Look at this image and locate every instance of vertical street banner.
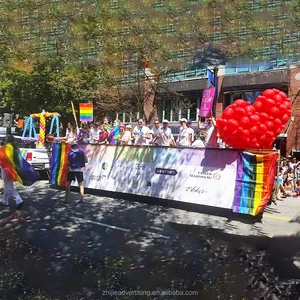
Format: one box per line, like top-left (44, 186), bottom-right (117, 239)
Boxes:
top-left (79, 103), bottom-right (93, 122)
top-left (50, 144), bottom-right (278, 216)
top-left (199, 88), bottom-right (215, 118)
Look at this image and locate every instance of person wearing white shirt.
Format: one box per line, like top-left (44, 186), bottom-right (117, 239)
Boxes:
top-left (133, 119), bottom-right (151, 146)
top-left (187, 120), bottom-right (195, 143)
top-left (177, 118), bottom-right (193, 147)
top-left (150, 119), bottom-right (161, 145)
top-left (152, 120), bottom-right (175, 147)
top-left (89, 123), bottom-right (100, 144)
top-left (120, 125), bottom-right (132, 145)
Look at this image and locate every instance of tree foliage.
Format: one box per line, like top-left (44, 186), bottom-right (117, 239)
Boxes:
top-left (0, 0), bottom-right (298, 121)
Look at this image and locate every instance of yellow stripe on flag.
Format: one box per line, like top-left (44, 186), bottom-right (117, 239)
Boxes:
top-left (57, 144), bottom-right (66, 184)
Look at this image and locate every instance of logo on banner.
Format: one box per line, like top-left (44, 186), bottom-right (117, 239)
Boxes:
top-left (185, 186), bottom-right (207, 195)
top-left (155, 168), bottom-right (178, 176)
top-left (147, 181), bottom-right (164, 188)
top-left (102, 162), bottom-right (109, 170)
top-left (90, 175), bottom-right (107, 181)
top-left (212, 173), bottom-right (221, 180)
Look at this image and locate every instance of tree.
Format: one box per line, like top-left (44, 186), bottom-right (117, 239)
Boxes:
top-left (0, 0), bottom-right (299, 122)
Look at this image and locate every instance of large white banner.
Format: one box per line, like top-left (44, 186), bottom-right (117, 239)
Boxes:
top-left (73, 145), bottom-right (238, 209)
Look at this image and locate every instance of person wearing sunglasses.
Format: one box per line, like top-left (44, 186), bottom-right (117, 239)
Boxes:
top-left (152, 119), bottom-right (175, 147)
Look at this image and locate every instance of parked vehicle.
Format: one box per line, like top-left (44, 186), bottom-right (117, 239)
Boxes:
top-left (0, 134), bottom-right (51, 171)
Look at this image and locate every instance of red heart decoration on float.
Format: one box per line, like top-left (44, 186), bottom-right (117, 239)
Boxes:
top-left (216, 89), bottom-right (292, 149)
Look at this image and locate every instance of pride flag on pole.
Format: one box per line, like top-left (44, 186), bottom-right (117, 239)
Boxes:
top-left (79, 103), bottom-right (93, 122)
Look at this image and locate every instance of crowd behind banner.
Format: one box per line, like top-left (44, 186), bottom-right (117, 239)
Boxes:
top-left (59, 116), bottom-right (225, 149)
top-left (274, 157), bottom-right (300, 200)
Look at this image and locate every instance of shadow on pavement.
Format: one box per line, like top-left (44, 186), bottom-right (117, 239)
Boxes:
top-left (0, 183), bottom-right (299, 299)
top-left (61, 185), bottom-right (263, 225)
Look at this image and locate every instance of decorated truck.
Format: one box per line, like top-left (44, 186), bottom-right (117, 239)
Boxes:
top-left (0, 111), bottom-right (62, 172)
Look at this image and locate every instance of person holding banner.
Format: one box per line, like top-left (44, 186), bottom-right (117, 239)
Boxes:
top-left (197, 116), bottom-right (218, 148)
top-left (205, 117), bottom-right (217, 148)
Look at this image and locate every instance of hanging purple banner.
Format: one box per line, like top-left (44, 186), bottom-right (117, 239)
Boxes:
top-left (199, 88), bottom-right (215, 118)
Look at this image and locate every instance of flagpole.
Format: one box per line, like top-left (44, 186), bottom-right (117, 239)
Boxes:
top-left (212, 66), bottom-right (219, 118)
top-left (71, 102), bottom-right (79, 131)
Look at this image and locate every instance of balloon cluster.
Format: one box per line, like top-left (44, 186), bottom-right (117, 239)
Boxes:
top-left (216, 89), bottom-right (292, 149)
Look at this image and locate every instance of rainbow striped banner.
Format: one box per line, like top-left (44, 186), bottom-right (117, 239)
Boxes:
top-left (50, 143), bottom-right (70, 186)
top-left (50, 144), bottom-right (277, 216)
top-left (232, 151), bottom-right (277, 216)
top-left (79, 103), bottom-right (93, 122)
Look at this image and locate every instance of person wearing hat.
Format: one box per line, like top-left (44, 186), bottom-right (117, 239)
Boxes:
top-left (132, 119), bottom-right (151, 146)
top-left (152, 120), bottom-right (175, 147)
top-left (120, 124), bottom-right (132, 145)
top-left (65, 141), bottom-right (88, 203)
top-left (177, 118), bottom-right (193, 147)
top-left (149, 118), bottom-right (161, 145)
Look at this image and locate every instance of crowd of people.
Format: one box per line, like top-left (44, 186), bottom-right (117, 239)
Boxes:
top-left (60, 116), bottom-right (220, 148)
top-left (275, 157), bottom-right (300, 200)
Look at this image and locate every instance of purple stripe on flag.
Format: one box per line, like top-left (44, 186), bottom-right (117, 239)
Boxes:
top-left (232, 153), bottom-right (244, 212)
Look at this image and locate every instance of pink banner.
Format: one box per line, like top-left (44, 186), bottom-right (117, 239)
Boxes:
top-left (199, 88), bottom-right (215, 118)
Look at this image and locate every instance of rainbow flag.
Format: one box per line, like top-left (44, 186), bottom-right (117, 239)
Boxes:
top-left (50, 143), bottom-right (70, 186)
top-left (232, 151), bottom-right (278, 216)
top-left (79, 103), bottom-right (93, 122)
top-left (109, 125), bottom-right (120, 145)
top-left (0, 143), bottom-right (40, 186)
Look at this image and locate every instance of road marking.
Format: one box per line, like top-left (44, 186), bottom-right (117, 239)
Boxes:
top-left (73, 217), bottom-right (130, 232)
top-left (150, 226), bottom-right (164, 231)
top-left (73, 217), bottom-right (171, 239)
top-left (269, 233), bottom-right (293, 238)
top-left (144, 231), bottom-right (170, 239)
top-left (264, 214), bottom-right (291, 221)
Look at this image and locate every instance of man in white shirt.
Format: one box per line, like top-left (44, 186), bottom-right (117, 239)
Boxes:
top-left (89, 123), bottom-right (100, 144)
top-left (152, 120), bottom-right (175, 146)
top-left (133, 119), bottom-right (151, 146)
top-left (187, 120), bottom-right (195, 143)
top-left (177, 118), bottom-right (193, 147)
top-left (150, 119), bottom-right (161, 145)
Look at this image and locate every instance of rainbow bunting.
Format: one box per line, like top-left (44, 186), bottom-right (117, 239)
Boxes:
top-left (232, 151), bottom-right (278, 216)
top-left (79, 103), bottom-right (93, 122)
top-left (50, 143), bottom-right (70, 186)
top-left (0, 143), bottom-right (40, 186)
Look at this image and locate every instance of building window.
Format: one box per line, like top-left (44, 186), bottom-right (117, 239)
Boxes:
top-left (224, 90), bottom-right (264, 108)
top-left (157, 94), bottom-right (200, 122)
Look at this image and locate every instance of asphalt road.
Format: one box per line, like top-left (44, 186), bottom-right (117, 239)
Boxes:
top-left (1, 181), bottom-right (300, 299)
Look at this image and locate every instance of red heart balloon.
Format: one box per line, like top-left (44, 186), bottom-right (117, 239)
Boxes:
top-left (216, 89), bottom-right (291, 149)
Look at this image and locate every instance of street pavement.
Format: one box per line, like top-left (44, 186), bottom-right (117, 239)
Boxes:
top-left (1, 181), bottom-right (300, 299)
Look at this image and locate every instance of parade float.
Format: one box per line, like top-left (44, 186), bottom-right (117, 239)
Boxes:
top-left (49, 89), bottom-right (291, 217)
top-left (22, 110), bottom-right (61, 147)
top-left (20, 110), bottom-right (61, 171)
